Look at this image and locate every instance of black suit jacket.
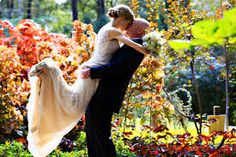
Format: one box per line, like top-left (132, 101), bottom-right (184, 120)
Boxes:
top-left (88, 38), bottom-right (144, 113)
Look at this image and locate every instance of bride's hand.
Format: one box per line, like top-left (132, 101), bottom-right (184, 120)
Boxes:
top-left (79, 67), bottom-right (90, 79)
top-left (79, 65), bottom-right (88, 70)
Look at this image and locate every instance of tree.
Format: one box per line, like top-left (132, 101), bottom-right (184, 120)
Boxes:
top-left (169, 8), bottom-right (236, 131)
top-left (93, 0), bottom-right (108, 32)
top-left (96, 0), bottom-right (105, 19)
top-left (6, 0), bottom-right (14, 19)
top-left (71, 0), bottom-right (78, 21)
top-left (26, 0), bottom-right (32, 19)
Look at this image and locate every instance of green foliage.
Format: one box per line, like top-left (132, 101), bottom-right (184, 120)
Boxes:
top-left (115, 140), bottom-right (136, 157)
top-left (113, 131), bottom-right (136, 157)
top-left (92, 15), bottom-right (109, 33)
top-left (74, 131), bottom-right (87, 152)
top-left (0, 141), bottom-right (32, 157)
top-left (169, 8), bottom-right (236, 49)
top-left (50, 150), bottom-right (86, 157)
top-left (168, 7), bottom-right (236, 126)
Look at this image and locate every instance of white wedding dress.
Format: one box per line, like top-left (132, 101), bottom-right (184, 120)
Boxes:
top-left (26, 22), bottom-right (120, 157)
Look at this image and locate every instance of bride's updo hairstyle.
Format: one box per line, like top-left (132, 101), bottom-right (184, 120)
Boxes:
top-left (107, 4), bottom-right (135, 22)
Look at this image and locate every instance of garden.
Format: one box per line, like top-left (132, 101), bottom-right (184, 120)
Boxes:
top-left (0, 0), bottom-right (236, 156)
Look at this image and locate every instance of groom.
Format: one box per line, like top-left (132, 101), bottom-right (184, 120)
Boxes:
top-left (81, 18), bottom-right (150, 157)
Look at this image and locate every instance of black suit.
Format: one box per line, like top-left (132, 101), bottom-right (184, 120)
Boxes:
top-left (85, 38), bottom-right (144, 157)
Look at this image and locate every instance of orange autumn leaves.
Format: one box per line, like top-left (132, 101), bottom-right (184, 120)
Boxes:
top-left (0, 46), bottom-right (28, 134)
top-left (0, 18), bottom-right (169, 133)
top-left (0, 19), bottom-right (96, 133)
top-left (131, 56), bottom-right (173, 114)
top-left (0, 19), bottom-right (96, 67)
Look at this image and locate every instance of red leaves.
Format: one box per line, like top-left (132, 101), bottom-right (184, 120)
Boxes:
top-left (197, 134), bottom-right (211, 143)
top-left (209, 65), bottom-right (215, 70)
top-left (223, 128), bottom-right (236, 139)
top-left (123, 131), bottom-right (133, 136)
top-left (0, 19), bottom-right (97, 135)
top-left (0, 19), bottom-right (94, 67)
top-left (156, 84), bottom-right (162, 93)
top-left (153, 124), bottom-right (169, 133)
top-left (127, 129), bottom-right (236, 156)
top-left (16, 137), bottom-right (27, 144)
top-left (0, 20), bottom-right (14, 29)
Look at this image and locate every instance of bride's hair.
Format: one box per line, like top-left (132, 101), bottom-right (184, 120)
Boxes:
top-left (107, 4), bottom-right (134, 21)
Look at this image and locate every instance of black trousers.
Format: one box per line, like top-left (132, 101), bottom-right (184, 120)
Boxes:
top-left (85, 101), bottom-right (116, 157)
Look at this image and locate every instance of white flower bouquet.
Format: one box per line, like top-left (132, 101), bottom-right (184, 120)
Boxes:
top-left (142, 31), bottom-right (165, 54)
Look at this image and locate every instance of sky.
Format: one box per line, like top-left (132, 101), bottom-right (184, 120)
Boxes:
top-left (55, 0), bottom-right (67, 5)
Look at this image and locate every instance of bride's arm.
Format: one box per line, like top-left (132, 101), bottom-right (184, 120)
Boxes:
top-left (80, 39), bottom-right (144, 79)
top-left (109, 29), bottom-right (148, 56)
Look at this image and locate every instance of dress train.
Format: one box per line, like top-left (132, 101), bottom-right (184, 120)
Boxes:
top-left (27, 58), bottom-right (99, 157)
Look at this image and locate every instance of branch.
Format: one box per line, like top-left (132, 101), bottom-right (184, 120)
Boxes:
top-left (216, 137), bottom-right (226, 149)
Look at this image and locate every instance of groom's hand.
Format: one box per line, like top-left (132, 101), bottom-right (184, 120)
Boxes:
top-left (80, 67), bottom-right (90, 79)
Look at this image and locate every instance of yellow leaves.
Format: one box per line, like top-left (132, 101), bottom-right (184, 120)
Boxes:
top-left (181, 23), bottom-right (189, 28)
top-left (150, 21), bottom-right (158, 29)
top-left (70, 60), bottom-right (79, 67)
top-left (85, 24), bottom-right (94, 32)
top-left (146, 4), bottom-right (152, 8)
top-left (126, 112), bottom-right (134, 119)
top-left (162, 30), bottom-right (173, 40)
top-left (140, 117), bottom-right (146, 125)
top-left (75, 46), bottom-right (87, 55)
top-left (186, 56), bottom-right (192, 62)
top-left (0, 19), bottom-right (99, 134)
top-left (0, 45), bottom-right (8, 52)
top-left (219, 71), bottom-right (227, 78)
top-left (3, 114), bottom-right (9, 119)
top-left (10, 96), bottom-right (21, 106)
top-left (133, 103), bottom-right (141, 108)
top-left (4, 141), bottom-right (10, 146)
top-left (142, 91), bottom-right (153, 99)
top-left (182, 15), bottom-right (189, 21)
top-left (139, 67), bottom-right (147, 74)
top-left (129, 0), bottom-right (140, 17)
top-left (122, 129), bottom-right (141, 140)
top-left (153, 69), bottom-right (165, 80)
top-left (187, 80), bottom-right (192, 85)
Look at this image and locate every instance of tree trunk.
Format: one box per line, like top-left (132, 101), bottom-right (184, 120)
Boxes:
top-left (7, 0), bottom-right (14, 18)
top-left (71, 0), bottom-right (78, 21)
top-left (224, 43), bottom-right (229, 131)
top-left (35, 0), bottom-right (40, 18)
top-left (27, 0), bottom-right (32, 19)
top-left (0, 0), bottom-right (3, 17)
top-left (17, 0), bottom-right (24, 17)
top-left (190, 50), bottom-right (203, 134)
top-left (96, 0), bottom-right (105, 19)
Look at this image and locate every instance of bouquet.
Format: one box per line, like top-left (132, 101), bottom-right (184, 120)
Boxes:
top-left (142, 31), bottom-right (165, 55)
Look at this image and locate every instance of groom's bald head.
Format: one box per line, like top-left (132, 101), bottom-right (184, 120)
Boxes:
top-left (126, 18), bottom-right (150, 39)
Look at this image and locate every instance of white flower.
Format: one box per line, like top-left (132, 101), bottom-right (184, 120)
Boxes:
top-left (142, 31), bottom-right (165, 53)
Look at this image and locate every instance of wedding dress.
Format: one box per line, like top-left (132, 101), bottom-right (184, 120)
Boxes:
top-left (26, 22), bottom-right (120, 157)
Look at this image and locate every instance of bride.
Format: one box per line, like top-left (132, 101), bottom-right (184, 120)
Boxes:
top-left (27, 4), bottom-right (147, 157)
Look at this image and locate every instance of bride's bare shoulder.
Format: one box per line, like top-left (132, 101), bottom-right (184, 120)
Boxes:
top-left (108, 27), bottom-right (123, 39)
